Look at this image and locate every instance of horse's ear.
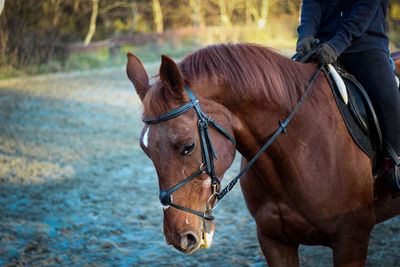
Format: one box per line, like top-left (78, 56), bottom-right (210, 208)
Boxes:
top-left (159, 55), bottom-right (185, 99)
top-left (126, 52), bottom-right (150, 101)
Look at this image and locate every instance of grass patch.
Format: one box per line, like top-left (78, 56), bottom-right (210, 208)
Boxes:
top-left (64, 36), bottom-right (204, 72)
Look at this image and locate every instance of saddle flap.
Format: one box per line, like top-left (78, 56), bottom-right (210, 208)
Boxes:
top-left (337, 67), bottom-right (382, 149)
top-left (327, 65), bottom-right (383, 171)
top-left (346, 80), bottom-right (369, 133)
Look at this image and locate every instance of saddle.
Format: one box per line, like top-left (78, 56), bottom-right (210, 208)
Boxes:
top-left (327, 65), bottom-right (384, 171)
top-left (328, 65), bottom-right (400, 173)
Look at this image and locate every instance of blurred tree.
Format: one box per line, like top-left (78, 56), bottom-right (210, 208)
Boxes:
top-left (190, 0), bottom-right (205, 27)
top-left (130, 1), bottom-right (138, 32)
top-left (0, 0), bottom-right (4, 15)
top-left (246, 0), bottom-right (269, 28)
top-left (287, 0), bottom-right (301, 17)
top-left (84, 0), bottom-right (99, 45)
top-left (216, 0), bottom-right (231, 26)
top-left (152, 0), bottom-right (163, 33)
top-left (210, 0), bottom-right (242, 26)
top-left (388, 0), bottom-right (400, 46)
top-left (391, 0), bottom-right (400, 18)
top-left (0, 0), bottom-right (74, 67)
top-left (0, 0), bottom-right (398, 72)
top-left (73, 0), bottom-right (81, 12)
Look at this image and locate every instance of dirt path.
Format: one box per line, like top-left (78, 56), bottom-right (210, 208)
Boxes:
top-left (0, 66), bottom-right (399, 266)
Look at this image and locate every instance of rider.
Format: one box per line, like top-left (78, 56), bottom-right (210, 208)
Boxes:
top-left (296, 0), bottom-right (400, 197)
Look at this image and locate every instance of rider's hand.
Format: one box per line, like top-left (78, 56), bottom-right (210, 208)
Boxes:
top-left (317, 43), bottom-right (339, 65)
top-left (296, 36), bottom-right (315, 57)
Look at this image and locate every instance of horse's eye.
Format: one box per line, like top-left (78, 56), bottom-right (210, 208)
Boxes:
top-left (181, 142), bottom-right (196, 156)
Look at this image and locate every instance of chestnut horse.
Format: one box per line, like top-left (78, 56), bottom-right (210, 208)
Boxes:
top-left (126, 43), bottom-right (400, 267)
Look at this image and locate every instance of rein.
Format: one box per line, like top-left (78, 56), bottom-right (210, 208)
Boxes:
top-left (142, 65), bottom-right (323, 221)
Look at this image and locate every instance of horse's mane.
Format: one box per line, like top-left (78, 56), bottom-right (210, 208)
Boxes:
top-left (179, 43), bottom-right (312, 112)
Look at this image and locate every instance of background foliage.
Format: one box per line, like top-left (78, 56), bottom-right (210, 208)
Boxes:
top-left (0, 0), bottom-right (399, 78)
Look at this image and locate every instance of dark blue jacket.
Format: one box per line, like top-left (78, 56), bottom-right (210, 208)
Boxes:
top-left (297, 0), bottom-right (389, 55)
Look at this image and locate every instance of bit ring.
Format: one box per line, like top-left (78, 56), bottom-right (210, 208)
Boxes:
top-left (206, 193), bottom-right (219, 211)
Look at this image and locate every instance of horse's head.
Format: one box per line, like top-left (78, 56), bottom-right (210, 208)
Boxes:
top-left (126, 53), bottom-right (236, 254)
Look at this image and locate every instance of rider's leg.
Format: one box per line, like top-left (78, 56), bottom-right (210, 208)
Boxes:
top-left (339, 49), bottom-right (400, 196)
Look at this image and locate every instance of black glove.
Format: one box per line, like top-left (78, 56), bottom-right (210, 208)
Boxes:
top-left (296, 36), bottom-right (315, 57)
top-left (317, 43), bottom-right (339, 65)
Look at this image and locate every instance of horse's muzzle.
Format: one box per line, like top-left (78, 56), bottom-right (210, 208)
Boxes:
top-left (169, 220), bottom-right (215, 254)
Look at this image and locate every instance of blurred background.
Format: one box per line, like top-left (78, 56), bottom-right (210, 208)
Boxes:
top-left (1, 0), bottom-right (400, 79)
top-left (1, 1), bottom-right (400, 266)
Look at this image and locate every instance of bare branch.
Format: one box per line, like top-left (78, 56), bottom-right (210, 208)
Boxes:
top-left (84, 0), bottom-right (99, 45)
top-left (100, 1), bottom-right (132, 14)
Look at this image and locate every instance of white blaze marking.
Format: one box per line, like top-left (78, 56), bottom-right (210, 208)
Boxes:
top-left (142, 126), bottom-right (149, 148)
top-left (185, 216), bottom-right (189, 225)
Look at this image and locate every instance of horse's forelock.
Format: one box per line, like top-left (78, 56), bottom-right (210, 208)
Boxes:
top-left (142, 82), bottom-right (170, 118)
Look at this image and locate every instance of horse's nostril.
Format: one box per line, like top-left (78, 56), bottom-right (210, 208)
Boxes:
top-left (180, 231), bottom-right (199, 251)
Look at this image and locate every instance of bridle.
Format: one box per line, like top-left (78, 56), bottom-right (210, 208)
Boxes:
top-left (142, 66), bottom-right (323, 221)
top-left (142, 86), bottom-right (236, 221)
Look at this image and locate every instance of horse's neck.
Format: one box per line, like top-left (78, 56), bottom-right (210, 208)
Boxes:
top-left (222, 63), bottom-right (316, 149)
top-left (228, 100), bottom-right (286, 164)
top-left (223, 65), bottom-right (340, 180)
top-left (193, 60), bottom-right (324, 164)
